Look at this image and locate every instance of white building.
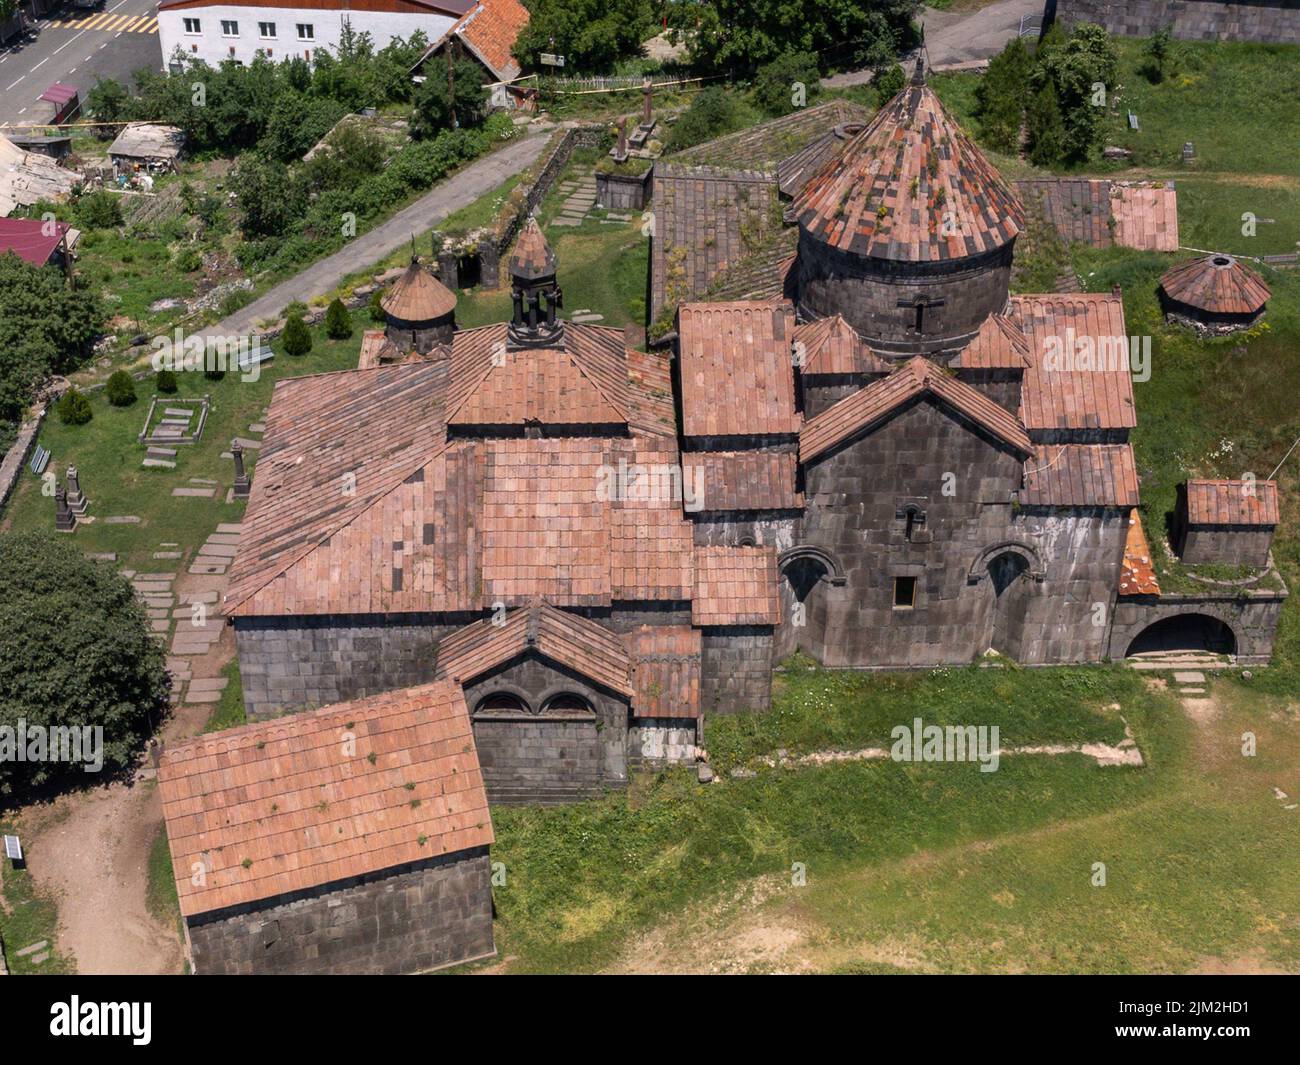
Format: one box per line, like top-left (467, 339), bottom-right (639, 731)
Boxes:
top-left (156, 0), bottom-right (471, 69)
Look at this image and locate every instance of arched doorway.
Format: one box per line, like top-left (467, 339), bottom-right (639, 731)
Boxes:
top-left (777, 556), bottom-right (830, 659)
top-left (1126, 614), bottom-right (1237, 657)
top-left (987, 550), bottom-right (1031, 658)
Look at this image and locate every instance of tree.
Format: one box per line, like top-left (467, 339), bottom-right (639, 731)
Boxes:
top-left (85, 77), bottom-right (131, 129)
top-left (975, 38), bottom-right (1031, 154)
top-left (0, 532), bottom-right (168, 794)
top-left (873, 62), bottom-right (907, 105)
top-left (513, 0), bottom-right (656, 75)
top-left (74, 191), bottom-right (123, 230)
top-left (752, 51), bottom-right (822, 116)
top-left (1145, 27), bottom-right (1175, 83)
top-left (1027, 82), bottom-right (1066, 167)
top-left (325, 298), bottom-right (353, 340)
top-left (105, 370), bottom-right (137, 407)
top-left (56, 388), bottom-right (93, 425)
top-left (1031, 22), bottom-right (1120, 162)
top-left (235, 155), bottom-right (302, 239)
top-left (665, 87), bottom-right (744, 152)
top-left (369, 289), bottom-right (386, 323)
top-left (411, 50), bottom-right (487, 140)
top-left (282, 313), bottom-right (312, 357)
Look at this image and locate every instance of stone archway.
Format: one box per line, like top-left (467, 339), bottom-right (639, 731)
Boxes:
top-left (970, 542), bottom-right (1043, 661)
top-left (1126, 614), bottom-right (1237, 657)
top-left (776, 547), bottom-right (845, 660)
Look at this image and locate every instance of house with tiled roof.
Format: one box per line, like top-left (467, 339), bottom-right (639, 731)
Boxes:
top-left (412, 0), bottom-right (532, 109)
top-left (157, 681), bottom-right (495, 974)
top-left (224, 58), bottom-right (1286, 821)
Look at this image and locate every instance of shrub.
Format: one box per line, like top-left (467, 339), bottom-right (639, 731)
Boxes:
top-left (56, 388), bottom-right (93, 425)
top-left (74, 190), bottom-right (124, 230)
top-left (105, 370), bottom-right (137, 406)
top-left (752, 51), bottom-right (822, 116)
top-left (173, 245), bottom-right (203, 272)
top-left (369, 288), bottom-right (386, 323)
top-left (325, 297), bottom-right (353, 340)
top-left (666, 88), bottom-right (743, 152)
top-left (204, 367), bottom-right (226, 381)
top-left (975, 38), bottom-right (1031, 154)
top-left (282, 313), bottom-right (312, 357)
top-left (155, 369), bottom-right (178, 393)
top-left (873, 63), bottom-right (906, 105)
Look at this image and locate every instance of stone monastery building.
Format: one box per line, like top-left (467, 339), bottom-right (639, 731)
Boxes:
top-left (221, 63), bottom-right (1285, 807)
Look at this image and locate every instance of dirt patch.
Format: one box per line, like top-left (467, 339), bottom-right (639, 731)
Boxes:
top-left (1189, 950), bottom-right (1292, 975)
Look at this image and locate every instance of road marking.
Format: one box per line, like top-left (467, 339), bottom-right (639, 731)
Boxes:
top-left (4, 76), bottom-right (24, 90)
top-left (31, 57), bottom-right (48, 71)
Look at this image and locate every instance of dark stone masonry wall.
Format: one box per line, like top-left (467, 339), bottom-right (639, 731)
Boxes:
top-left (234, 614), bottom-right (454, 720)
top-left (1108, 592), bottom-right (1286, 664)
top-left (1056, 0), bottom-right (1300, 45)
top-left (187, 850), bottom-right (494, 975)
top-left (701, 627), bottom-right (774, 713)
top-left (1182, 525), bottom-right (1274, 568)
top-left (797, 230), bottom-right (1016, 357)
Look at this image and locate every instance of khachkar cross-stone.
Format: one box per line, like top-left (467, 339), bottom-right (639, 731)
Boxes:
top-left (641, 77), bottom-right (653, 130)
top-left (232, 440), bottom-right (251, 500)
top-left (66, 465), bottom-right (88, 516)
top-left (55, 484), bottom-right (76, 532)
top-left (614, 117), bottom-right (629, 163)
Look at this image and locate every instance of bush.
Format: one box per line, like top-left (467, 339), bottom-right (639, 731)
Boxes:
top-left (0, 531), bottom-right (169, 794)
top-left (325, 297), bottom-right (353, 340)
top-left (74, 191), bottom-right (124, 230)
top-left (173, 245), bottom-right (203, 272)
top-left (56, 388), bottom-right (93, 425)
top-left (369, 288), bottom-right (386, 323)
top-left (105, 370), bottom-right (137, 407)
top-left (873, 63), bottom-right (906, 105)
top-left (282, 313), bottom-right (312, 357)
top-left (666, 88), bottom-right (744, 152)
top-left (975, 38), bottom-right (1031, 154)
top-left (1027, 82), bottom-right (1066, 167)
top-left (156, 369), bottom-right (178, 393)
top-left (203, 367), bottom-right (226, 381)
top-left (752, 51), bottom-right (822, 116)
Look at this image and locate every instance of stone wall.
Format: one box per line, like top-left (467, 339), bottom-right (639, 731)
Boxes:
top-left (462, 655), bottom-right (629, 803)
top-left (1108, 591), bottom-right (1287, 664)
top-left (1182, 525), bottom-right (1275, 567)
top-left (701, 627), bottom-right (774, 713)
top-left (187, 850), bottom-right (494, 975)
top-left (596, 168), bottom-right (652, 211)
top-left (627, 720), bottom-right (699, 765)
top-left (234, 614), bottom-right (454, 720)
top-left (0, 404), bottom-right (47, 515)
top-left (797, 231), bottom-right (1016, 357)
top-left (1056, 0), bottom-right (1300, 44)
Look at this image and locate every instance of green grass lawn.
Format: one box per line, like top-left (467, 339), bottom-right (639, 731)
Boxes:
top-left (2, 314), bottom-right (364, 572)
top-left (0, 818), bottom-right (74, 974)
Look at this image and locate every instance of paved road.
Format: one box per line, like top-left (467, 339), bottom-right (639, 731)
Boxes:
top-left (823, 0), bottom-right (1046, 87)
top-left (0, 0), bottom-right (161, 127)
top-left (196, 127), bottom-right (554, 340)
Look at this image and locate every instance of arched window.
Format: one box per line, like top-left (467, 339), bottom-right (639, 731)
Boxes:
top-left (541, 692), bottom-right (592, 715)
top-left (475, 692), bottom-right (531, 715)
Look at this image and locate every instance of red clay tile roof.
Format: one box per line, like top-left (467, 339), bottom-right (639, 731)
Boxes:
top-left (158, 681), bottom-right (491, 919)
top-left (623, 625), bottom-right (703, 719)
top-left (670, 99), bottom-right (872, 171)
top-left (454, 0), bottom-right (528, 83)
top-left (624, 347), bottom-right (677, 438)
top-left (678, 301), bottom-right (799, 438)
top-left (777, 117), bottom-right (870, 198)
top-left (1160, 254), bottom-right (1271, 315)
top-left (445, 322), bottom-right (631, 429)
top-left (683, 451), bottom-right (802, 512)
top-left (801, 356), bottom-right (1032, 463)
top-left (358, 329), bottom-right (391, 369)
top-left (1119, 513), bottom-right (1161, 597)
top-left (692, 545), bottom-right (780, 626)
top-left (1110, 181), bottom-right (1179, 252)
top-left (953, 313), bottom-right (1031, 370)
top-left (792, 79), bottom-right (1024, 261)
top-left (381, 259), bottom-right (456, 321)
top-left (1187, 479), bottom-right (1279, 526)
top-left (794, 314), bottom-right (890, 375)
top-left (225, 363), bottom-right (450, 616)
top-left (434, 603), bottom-right (634, 698)
top-left (1021, 444), bottom-right (1139, 507)
top-left (509, 217), bottom-right (556, 280)
top-left (1010, 294), bottom-right (1137, 432)
top-left (611, 507), bottom-right (695, 601)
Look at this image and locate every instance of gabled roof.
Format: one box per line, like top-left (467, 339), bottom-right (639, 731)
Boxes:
top-left (623, 626), bottom-right (703, 719)
top-left (794, 314), bottom-right (890, 376)
top-left (800, 356), bottom-right (1033, 463)
top-left (677, 301), bottom-right (799, 438)
top-left (1110, 181), bottom-right (1178, 252)
top-left (509, 217), bottom-right (556, 280)
top-left (434, 603), bottom-right (634, 698)
top-left (445, 322), bottom-right (631, 429)
top-left (1021, 444), bottom-right (1139, 507)
top-left (1119, 513), bottom-right (1161, 597)
top-left (1010, 293), bottom-right (1137, 432)
top-left (792, 74), bottom-right (1024, 261)
top-left (0, 217), bottom-right (73, 266)
top-left (453, 0), bottom-right (529, 83)
top-left (1160, 254), bottom-right (1271, 315)
top-left (952, 313), bottom-right (1030, 370)
top-left (381, 259), bottom-right (456, 321)
top-left (225, 363), bottom-right (450, 615)
top-left (692, 545), bottom-right (780, 626)
top-left (1186, 479), bottom-right (1279, 526)
top-left (682, 451), bottom-right (803, 512)
top-left (158, 681), bottom-right (491, 919)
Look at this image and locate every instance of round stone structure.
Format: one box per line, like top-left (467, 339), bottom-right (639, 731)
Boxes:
top-left (1158, 253), bottom-right (1271, 335)
top-left (792, 63), bottom-right (1025, 358)
top-left (381, 258), bottom-right (458, 353)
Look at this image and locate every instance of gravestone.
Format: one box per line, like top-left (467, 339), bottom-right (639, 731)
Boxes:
top-left (232, 441), bottom-right (251, 500)
top-left (55, 485), bottom-right (76, 532)
top-left (66, 465), bottom-right (88, 516)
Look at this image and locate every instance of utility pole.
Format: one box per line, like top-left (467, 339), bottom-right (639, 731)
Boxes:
top-left (447, 39), bottom-right (457, 130)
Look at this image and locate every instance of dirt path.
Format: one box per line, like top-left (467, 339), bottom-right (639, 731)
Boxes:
top-left (20, 784), bottom-right (182, 975)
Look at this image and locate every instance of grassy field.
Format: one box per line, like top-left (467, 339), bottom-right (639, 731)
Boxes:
top-left (0, 818), bottom-right (74, 975)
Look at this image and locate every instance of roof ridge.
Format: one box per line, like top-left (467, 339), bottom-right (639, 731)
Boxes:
top-left (565, 333), bottom-right (633, 422)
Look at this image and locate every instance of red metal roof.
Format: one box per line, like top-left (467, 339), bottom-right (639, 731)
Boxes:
top-left (0, 217), bottom-right (71, 267)
top-left (39, 83), bottom-right (78, 106)
top-left (800, 356), bottom-right (1032, 463)
top-left (792, 76), bottom-right (1024, 262)
top-left (158, 681), bottom-right (491, 918)
top-left (1187, 479), bottom-right (1279, 526)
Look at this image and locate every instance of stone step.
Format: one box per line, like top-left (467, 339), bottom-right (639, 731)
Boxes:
top-left (187, 677), bottom-right (230, 693)
top-left (215, 523), bottom-right (243, 534)
top-left (143, 459), bottom-right (176, 469)
top-left (147, 446), bottom-right (177, 458)
top-left (172, 487), bottom-right (216, 498)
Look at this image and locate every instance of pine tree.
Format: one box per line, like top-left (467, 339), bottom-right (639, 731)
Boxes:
top-left (1027, 82), bottom-right (1066, 168)
top-left (282, 314), bottom-right (312, 358)
top-left (325, 298), bottom-right (353, 340)
top-left (976, 38), bottom-right (1030, 154)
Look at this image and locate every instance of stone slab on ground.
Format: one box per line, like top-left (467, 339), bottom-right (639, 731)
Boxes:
top-left (248, 422), bottom-right (265, 433)
top-left (204, 533), bottom-right (241, 545)
top-left (146, 447), bottom-right (177, 457)
top-left (197, 543), bottom-right (238, 558)
top-left (132, 581), bottom-right (172, 594)
top-left (86, 552), bottom-right (117, 562)
top-left (152, 551), bottom-right (183, 559)
top-left (231, 438), bottom-right (261, 450)
top-left (104, 516), bottom-right (141, 524)
top-left (187, 677), bottom-right (230, 692)
top-left (183, 689), bottom-right (223, 704)
top-left (151, 620), bottom-right (172, 633)
top-left (179, 590), bottom-right (220, 604)
top-left (138, 573), bottom-right (177, 580)
top-left (215, 523), bottom-right (243, 534)
top-left (172, 487), bottom-right (216, 498)
top-left (142, 459), bottom-right (176, 469)
top-left (1174, 671), bottom-right (1207, 684)
top-left (189, 478), bottom-right (218, 486)
top-left (189, 563), bottom-right (227, 575)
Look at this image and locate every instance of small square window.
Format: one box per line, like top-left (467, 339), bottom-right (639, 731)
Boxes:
top-left (297, 22), bottom-right (314, 40)
top-left (183, 17), bottom-right (201, 34)
top-left (893, 576), bottom-right (916, 610)
top-left (259, 21), bottom-right (277, 38)
top-left (220, 19), bottom-right (238, 36)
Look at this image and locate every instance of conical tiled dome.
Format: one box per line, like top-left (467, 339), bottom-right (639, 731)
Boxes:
top-left (381, 259), bottom-right (457, 322)
top-left (793, 73), bottom-right (1024, 262)
top-left (1160, 253), bottom-right (1271, 314)
top-left (510, 218), bottom-right (557, 281)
